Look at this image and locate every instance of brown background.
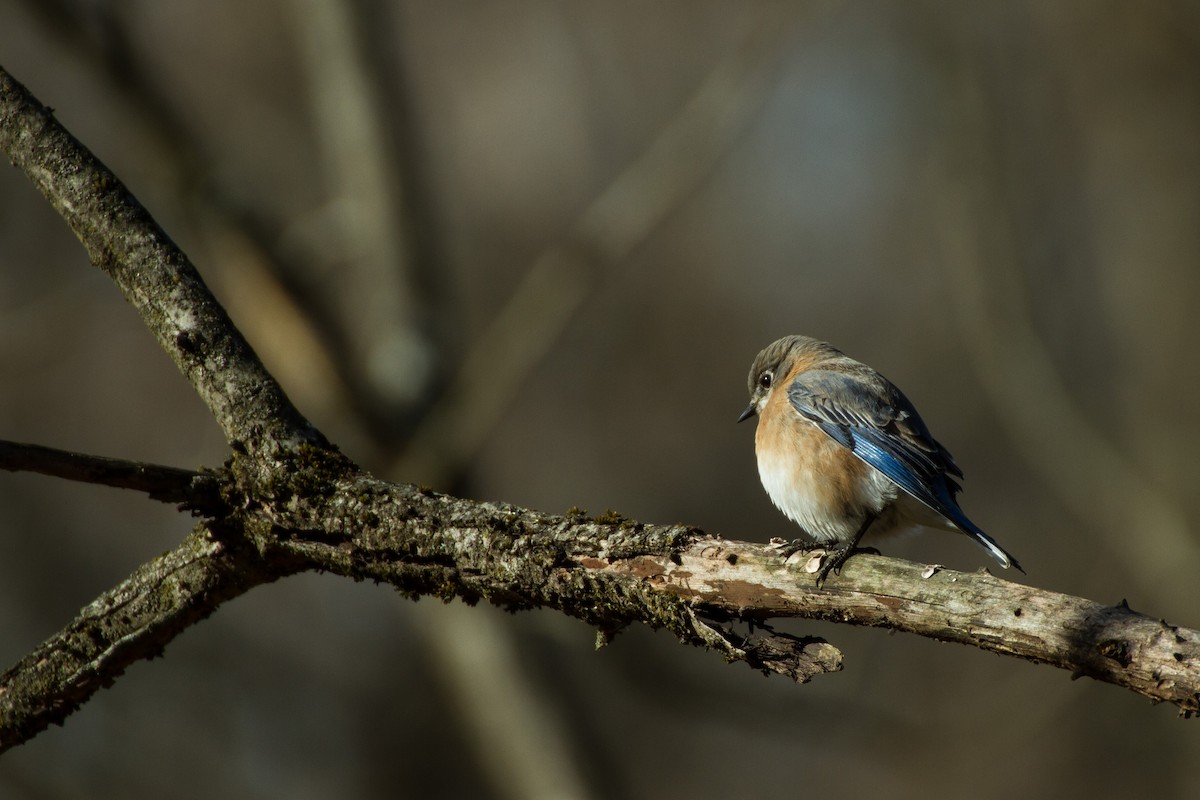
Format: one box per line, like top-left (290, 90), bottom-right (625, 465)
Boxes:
top-left (2, 2), bottom-right (1199, 798)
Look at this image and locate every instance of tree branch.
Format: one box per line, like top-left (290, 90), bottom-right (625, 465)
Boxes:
top-left (4, 462), bottom-right (1196, 753)
top-left (0, 439), bottom-right (218, 506)
top-left (0, 523), bottom-right (282, 751)
top-left (255, 478), bottom-right (1200, 715)
top-left (0, 65), bottom-right (322, 461)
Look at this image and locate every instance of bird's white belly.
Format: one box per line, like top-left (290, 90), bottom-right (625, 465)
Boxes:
top-left (756, 437), bottom-right (899, 544)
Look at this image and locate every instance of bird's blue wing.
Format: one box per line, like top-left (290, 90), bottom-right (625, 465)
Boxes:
top-left (786, 368), bottom-right (979, 534)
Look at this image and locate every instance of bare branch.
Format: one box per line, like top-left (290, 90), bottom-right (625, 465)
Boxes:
top-left (259, 479), bottom-right (1198, 714)
top-left (5, 463), bottom-right (1194, 755)
top-left (0, 65), bottom-right (323, 461)
top-left (0, 439), bottom-right (218, 505)
top-left (0, 524), bottom-right (281, 751)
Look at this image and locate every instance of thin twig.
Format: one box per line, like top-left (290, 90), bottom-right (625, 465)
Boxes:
top-left (0, 440), bottom-right (217, 506)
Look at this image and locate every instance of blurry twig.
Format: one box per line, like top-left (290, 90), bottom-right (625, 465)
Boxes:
top-left (15, 0), bottom-right (356, 426)
top-left (385, 10), bottom-right (818, 796)
top-left (0, 440), bottom-right (218, 506)
top-left (413, 603), bottom-right (594, 800)
top-left (387, 9), bottom-right (818, 797)
top-left (287, 3), bottom-right (592, 797)
top-left (390, 5), bottom-right (819, 487)
top-left (287, 0), bottom-right (441, 429)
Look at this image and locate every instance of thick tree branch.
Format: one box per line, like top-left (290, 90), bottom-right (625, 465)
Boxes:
top-left (0, 66), bottom-right (322, 461)
top-left (4, 461), bottom-right (1196, 753)
top-left (255, 476), bottom-right (1200, 715)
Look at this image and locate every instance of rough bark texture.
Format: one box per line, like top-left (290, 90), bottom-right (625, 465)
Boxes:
top-left (1, 61), bottom-right (1197, 756)
top-left (0, 522), bottom-right (279, 750)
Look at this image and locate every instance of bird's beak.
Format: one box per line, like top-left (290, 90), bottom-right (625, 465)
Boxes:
top-left (737, 403), bottom-right (757, 423)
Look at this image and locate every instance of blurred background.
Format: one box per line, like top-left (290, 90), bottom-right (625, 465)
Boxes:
top-left (2, 1), bottom-right (1199, 797)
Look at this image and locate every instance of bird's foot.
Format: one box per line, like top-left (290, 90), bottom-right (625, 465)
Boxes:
top-left (772, 539), bottom-right (879, 586)
top-left (814, 545), bottom-right (855, 586)
top-left (773, 538), bottom-right (820, 561)
top-left (812, 545), bottom-right (879, 587)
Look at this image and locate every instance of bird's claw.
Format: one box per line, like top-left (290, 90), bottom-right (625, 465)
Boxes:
top-left (814, 546), bottom-right (854, 586)
top-left (774, 538), bottom-right (818, 561)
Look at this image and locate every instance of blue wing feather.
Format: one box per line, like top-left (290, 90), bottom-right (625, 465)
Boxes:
top-left (787, 369), bottom-right (976, 531)
top-left (784, 363), bottom-right (1020, 571)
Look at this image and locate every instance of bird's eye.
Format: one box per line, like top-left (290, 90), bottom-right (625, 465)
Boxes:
top-left (758, 371), bottom-right (773, 389)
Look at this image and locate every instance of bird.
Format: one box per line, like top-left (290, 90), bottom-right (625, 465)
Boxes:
top-left (738, 334), bottom-right (1021, 585)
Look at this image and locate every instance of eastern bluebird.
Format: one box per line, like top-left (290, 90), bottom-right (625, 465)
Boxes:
top-left (738, 335), bottom-right (1021, 584)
